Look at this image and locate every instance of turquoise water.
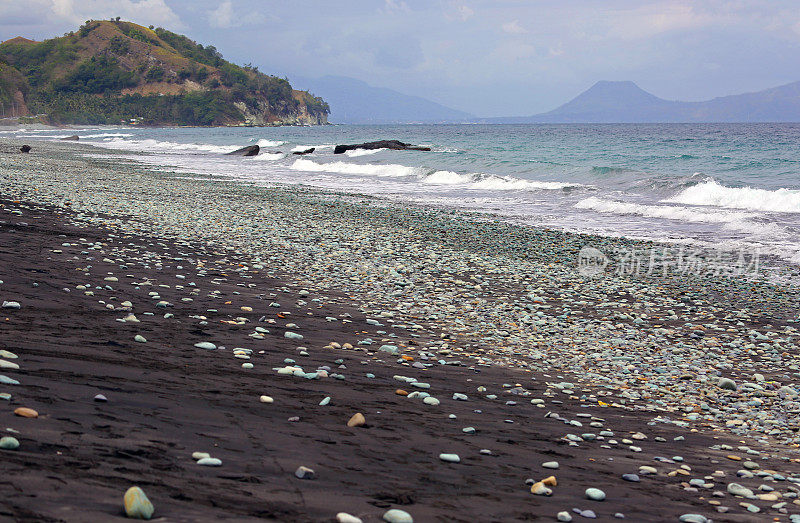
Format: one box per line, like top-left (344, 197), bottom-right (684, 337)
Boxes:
top-left (10, 123), bottom-right (800, 265)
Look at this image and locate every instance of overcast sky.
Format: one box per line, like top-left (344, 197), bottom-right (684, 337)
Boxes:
top-left (4, 0), bottom-right (800, 117)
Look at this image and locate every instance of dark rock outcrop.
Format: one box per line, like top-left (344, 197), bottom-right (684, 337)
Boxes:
top-left (226, 145), bottom-right (259, 156)
top-left (333, 140), bottom-right (431, 155)
top-left (19, 145), bottom-right (31, 153)
top-left (61, 135), bottom-right (80, 141)
top-left (292, 147), bottom-right (315, 155)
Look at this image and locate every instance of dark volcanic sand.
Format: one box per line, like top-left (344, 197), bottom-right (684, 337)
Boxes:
top-left (0, 199), bottom-right (796, 522)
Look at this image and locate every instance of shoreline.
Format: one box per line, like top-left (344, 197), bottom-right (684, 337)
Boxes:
top-left (1, 139), bottom-right (799, 521)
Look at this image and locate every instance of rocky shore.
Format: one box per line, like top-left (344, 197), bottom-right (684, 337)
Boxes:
top-left (0, 139), bottom-right (799, 521)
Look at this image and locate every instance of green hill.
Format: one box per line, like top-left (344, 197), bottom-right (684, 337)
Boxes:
top-left (0, 20), bottom-right (329, 126)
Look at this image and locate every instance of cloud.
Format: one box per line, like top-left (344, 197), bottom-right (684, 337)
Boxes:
top-left (207, 0), bottom-right (268, 29)
top-left (208, 0), bottom-right (234, 28)
top-left (46, 0), bottom-right (183, 29)
top-left (384, 0), bottom-right (410, 14)
top-left (458, 5), bottom-right (474, 21)
top-left (501, 20), bottom-right (526, 34)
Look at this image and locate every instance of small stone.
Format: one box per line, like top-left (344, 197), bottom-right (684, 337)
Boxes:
top-left (2, 301), bottom-right (21, 309)
top-left (194, 342), bottom-right (216, 350)
top-left (439, 453), bottom-right (460, 463)
top-left (197, 457), bottom-right (222, 466)
top-left (94, 394), bottom-right (107, 402)
top-left (14, 407), bottom-right (38, 418)
top-left (259, 395), bottom-right (274, 403)
top-left (530, 482), bottom-right (552, 496)
top-left (319, 396), bottom-right (331, 406)
top-left (134, 335), bottom-right (147, 343)
top-left (586, 488), bottom-right (606, 501)
top-left (542, 461), bottom-right (559, 469)
top-left (192, 452), bottom-right (211, 460)
top-left (383, 509), bottom-right (413, 523)
top-left (295, 466), bottom-right (315, 479)
top-left (678, 515), bottom-right (708, 523)
top-left (727, 483), bottom-right (754, 498)
top-left (0, 436), bottom-right (20, 450)
top-left (557, 511), bottom-right (573, 522)
top-left (347, 413), bottom-right (366, 427)
top-left (123, 486), bottom-right (154, 520)
top-left (423, 396), bottom-right (440, 406)
top-left (0, 360), bottom-right (19, 370)
top-left (718, 378), bottom-right (737, 391)
top-left (285, 332), bottom-right (304, 340)
top-left (336, 513), bottom-right (363, 523)
top-left (622, 474), bottom-right (640, 482)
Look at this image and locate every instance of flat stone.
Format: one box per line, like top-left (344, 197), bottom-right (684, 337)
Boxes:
top-left (192, 452), bottom-right (211, 460)
top-left (14, 407), bottom-right (38, 418)
top-left (197, 457), bottom-right (222, 466)
top-left (542, 461), bottom-right (559, 469)
top-left (259, 395), bottom-right (274, 403)
top-left (439, 453), bottom-right (460, 463)
top-left (194, 342), bottom-right (216, 350)
top-left (336, 513), bottom-right (363, 523)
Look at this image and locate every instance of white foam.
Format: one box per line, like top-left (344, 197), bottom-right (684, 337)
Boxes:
top-left (667, 178), bottom-right (800, 213)
top-left (423, 170), bottom-right (474, 184)
top-left (251, 152), bottom-right (284, 161)
top-left (576, 196), bottom-right (756, 224)
top-left (290, 158), bottom-right (420, 178)
top-left (472, 176), bottom-right (580, 191)
top-left (84, 137), bottom-right (235, 154)
top-left (255, 139), bottom-right (285, 148)
top-left (80, 133), bottom-right (134, 138)
top-left (345, 148), bottom-right (385, 157)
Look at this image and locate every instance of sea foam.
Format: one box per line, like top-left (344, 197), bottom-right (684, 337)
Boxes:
top-left (666, 178), bottom-right (800, 213)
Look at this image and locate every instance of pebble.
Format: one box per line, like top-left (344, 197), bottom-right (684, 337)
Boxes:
top-left (383, 509), bottom-right (413, 523)
top-left (557, 511), bottom-right (573, 522)
top-left (193, 342), bottom-right (216, 350)
top-left (621, 474), bottom-right (640, 482)
top-left (439, 453), bottom-right (460, 463)
top-left (336, 513), bottom-right (363, 523)
top-left (542, 461), bottom-right (559, 469)
top-left (585, 488), bottom-right (606, 501)
top-left (196, 457), bottom-right (222, 466)
top-left (295, 466), bottom-right (315, 479)
top-left (1, 301), bottom-right (20, 309)
top-left (123, 486), bottom-right (154, 520)
top-left (347, 413), bottom-right (366, 427)
top-left (14, 407), bottom-right (38, 418)
top-left (94, 394), bottom-right (107, 402)
top-left (259, 395), bottom-right (274, 403)
top-left (319, 396), bottom-right (331, 406)
top-left (192, 452), bottom-right (211, 460)
top-left (134, 335), bottom-right (147, 343)
top-left (423, 396), bottom-right (440, 406)
top-left (0, 360), bottom-right (19, 370)
top-left (0, 436), bottom-right (20, 450)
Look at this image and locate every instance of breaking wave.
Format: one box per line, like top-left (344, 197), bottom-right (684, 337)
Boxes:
top-left (666, 178), bottom-right (800, 213)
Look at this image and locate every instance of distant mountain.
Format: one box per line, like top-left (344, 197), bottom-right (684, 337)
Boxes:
top-left (0, 20), bottom-right (329, 126)
top-left (292, 75), bottom-right (475, 124)
top-left (488, 80), bottom-right (800, 123)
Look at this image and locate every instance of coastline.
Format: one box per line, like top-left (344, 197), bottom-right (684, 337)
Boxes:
top-left (1, 139), bottom-right (799, 521)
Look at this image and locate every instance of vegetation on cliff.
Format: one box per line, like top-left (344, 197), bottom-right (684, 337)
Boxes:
top-left (0, 20), bottom-right (329, 126)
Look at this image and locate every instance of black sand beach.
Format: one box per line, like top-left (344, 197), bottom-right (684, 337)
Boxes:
top-left (1, 141), bottom-right (799, 522)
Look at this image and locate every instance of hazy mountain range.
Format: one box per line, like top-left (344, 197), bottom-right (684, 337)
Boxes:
top-left (296, 76), bottom-right (800, 124)
top-left (292, 75), bottom-right (475, 124)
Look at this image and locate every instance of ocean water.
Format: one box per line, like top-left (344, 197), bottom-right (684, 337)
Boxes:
top-left (9, 123), bottom-right (800, 266)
